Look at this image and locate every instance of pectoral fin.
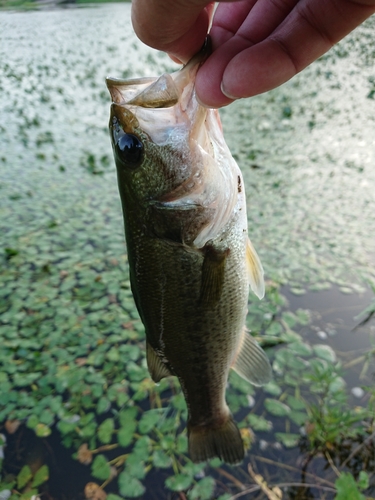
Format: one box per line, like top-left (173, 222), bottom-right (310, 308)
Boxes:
top-left (146, 342), bottom-right (172, 383)
top-left (246, 238), bottom-right (265, 299)
top-left (232, 328), bottom-right (272, 386)
top-left (199, 245), bottom-right (229, 307)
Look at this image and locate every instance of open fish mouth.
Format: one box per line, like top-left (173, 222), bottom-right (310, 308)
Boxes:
top-left (106, 38), bottom-right (212, 148)
top-left (106, 37), bottom-right (211, 108)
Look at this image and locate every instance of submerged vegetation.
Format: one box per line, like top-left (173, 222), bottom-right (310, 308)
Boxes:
top-left (1, 4), bottom-right (375, 499)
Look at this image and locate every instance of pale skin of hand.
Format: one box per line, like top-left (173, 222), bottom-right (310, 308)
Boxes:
top-left (131, 0), bottom-right (375, 108)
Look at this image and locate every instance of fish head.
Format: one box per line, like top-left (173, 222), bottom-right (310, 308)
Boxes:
top-left (106, 39), bottom-right (240, 247)
top-left (107, 41), bottom-right (210, 203)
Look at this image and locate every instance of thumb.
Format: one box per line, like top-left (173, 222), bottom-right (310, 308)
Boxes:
top-left (131, 0), bottom-right (214, 64)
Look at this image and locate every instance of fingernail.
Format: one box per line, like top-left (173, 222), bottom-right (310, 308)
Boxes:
top-left (220, 81), bottom-right (238, 100)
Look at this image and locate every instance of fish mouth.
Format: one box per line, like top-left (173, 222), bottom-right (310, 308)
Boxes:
top-left (106, 36), bottom-right (211, 108)
top-left (106, 37), bottom-right (212, 147)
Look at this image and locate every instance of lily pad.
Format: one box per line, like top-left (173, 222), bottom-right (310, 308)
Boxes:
top-left (91, 454), bottom-right (111, 481)
top-left (165, 474), bottom-right (193, 492)
top-left (98, 418), bottom-right (114, 444)
top-left (275, 432), bottom-right (300, 448)
top-left (264, 399), bottom-right (291, 417)
top-left (313, 344), bottom-right (337, 363)
top-left (188, 477), bottom-right (216, 500)
top-left (118, 471), bottom-right (145, 498)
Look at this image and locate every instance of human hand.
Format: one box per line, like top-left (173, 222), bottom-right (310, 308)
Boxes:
top-left (131, 0), bottom-right (375, 108)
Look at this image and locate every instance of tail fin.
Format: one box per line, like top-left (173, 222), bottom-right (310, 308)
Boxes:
top-left (188, 416), bottom-right (244, 464)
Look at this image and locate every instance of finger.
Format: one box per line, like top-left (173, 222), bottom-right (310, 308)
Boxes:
top-left (222, 0), bottom-right (375, 99)
top-left (211, 0), bottom-right (298, 48)
top-left (196, 36), bottom-right (254, 107)
top-left (198, 0), bottom-right (375, 107)
top-left (209, 0), bottom-right (258, 48)
top-left (132, 0), bottom-right (213, 63)
top-left (197, 0), bottom-right (300, 107)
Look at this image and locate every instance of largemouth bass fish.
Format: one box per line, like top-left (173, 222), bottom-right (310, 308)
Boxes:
top-left (106, 41), bottom-right (271, 464)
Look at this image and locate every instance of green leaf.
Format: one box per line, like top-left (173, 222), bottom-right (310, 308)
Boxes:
top-left (153, 450), bottom-right (172, 469)
top-left (91, 454), bottom-right (111, 481)
top-left (313, 344), bottom-right (336, 363)
top-left (357, 471), bottom-right (369, 490)
top-left (138, 410), bottom-right (161, 434)
top-left (286, 395), bottom-right (306, 411)
top-left (209, 457), bottom-right (222, 468)
top-left (247, 413), bottom-right (272, 432)
top-left (263, 381), bottom-right (282, 396)
top-left (289, 410), bottom-right (308, 426)
top-left (97, 396), bottom-right (110, 414)
top-left (117, 420), bottom-right (137, 447)
top-left (264, 398), bottom-right (291, 417)
top-left (17, 465), bottom-right (32, 490)
top-left (165, 474), bottom-right (193, 492)
top-left (125, 453), bottom-right (146, 480)
top-left (35, 423), bottom-right (51, 437)
top-left (118, 471), bottom-right (145, 498)
top-left (98, 418), bottom-right (114, 444)
top-left (288, 341), bottom-right (312, 357)
top-left (334, 472), bottom-right (365, 500)
top-left (26, 414), bottom-right (39, 430)
top-left (188, 477), bottom-right (215, 500)
top-left (176, 434), bottom-right (188, 454)
top-left (107, 495), bottom-right (124, 500)
top-left (275, 432), bottom-right (300, 448)
top-left (118, 407), bottom-right (138, 427)
top-left (265, 322), bottom-right (282, 336)
top-left (132, 436), bottom-right (151, 461)
top-left (31, 465), bottom-right (49, 487)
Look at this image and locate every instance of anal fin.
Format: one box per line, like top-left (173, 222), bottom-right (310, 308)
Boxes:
top-left (232, 328), bottom-right (272, 386)
top-left (146, 342), bottom-right (172, 383)
top-left (246, 237), bottom-right (265, 299)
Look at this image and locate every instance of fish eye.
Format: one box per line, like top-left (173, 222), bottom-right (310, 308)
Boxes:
top-left (115, 133), bottom-right (143, 168)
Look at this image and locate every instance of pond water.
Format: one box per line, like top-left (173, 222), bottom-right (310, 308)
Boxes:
top-left (1, 4), bottom-right (375, 500)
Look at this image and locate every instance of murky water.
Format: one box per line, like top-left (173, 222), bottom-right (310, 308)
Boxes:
top-left (1, 4), bottom-right (375, 500)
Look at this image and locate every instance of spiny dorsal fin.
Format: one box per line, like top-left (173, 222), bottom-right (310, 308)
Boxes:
top-left (199, 245), bottom-right (229, 306)
top-left (246, 237), bottom-right (265, 299)
top-left (127, 74), bottom-right (179, 108)
top-left (146, 342), bottom-right (172, 383)
top-left (232, 328), bottom-right (272, 386)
